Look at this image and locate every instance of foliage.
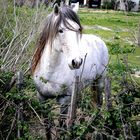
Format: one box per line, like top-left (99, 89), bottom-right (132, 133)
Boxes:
top-left (108, 32), bottom-right (135, 55)
top-left (0, 71), bottom-right (57, 139)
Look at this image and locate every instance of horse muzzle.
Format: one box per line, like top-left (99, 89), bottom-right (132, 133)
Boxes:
top-left (68, 57), bottom-right (83, 70)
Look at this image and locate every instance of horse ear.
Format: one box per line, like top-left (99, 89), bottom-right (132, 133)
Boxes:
top-left (71, 2), bottom-right (79, 13)
top-left (53, 4), bottom-right (60, 15)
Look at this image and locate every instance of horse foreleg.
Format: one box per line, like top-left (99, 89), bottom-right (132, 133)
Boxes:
top-left (57, 96), bottom-right (71, 127)
top-left (57, 95), bottom-right (71, 138)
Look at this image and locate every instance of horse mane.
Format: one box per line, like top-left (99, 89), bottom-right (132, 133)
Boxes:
top-left (31, 5), bottom-right (83, 74)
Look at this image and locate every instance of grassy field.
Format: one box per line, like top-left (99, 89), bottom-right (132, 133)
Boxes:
top-left (78, 8), bottom-right (140, 69)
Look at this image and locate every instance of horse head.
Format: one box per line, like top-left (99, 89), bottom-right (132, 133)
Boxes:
top-left (51, 4), bottom-right (83, 70)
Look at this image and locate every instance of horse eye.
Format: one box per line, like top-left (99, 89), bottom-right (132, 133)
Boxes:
top-left (58, 29), bottom-right (63, 33)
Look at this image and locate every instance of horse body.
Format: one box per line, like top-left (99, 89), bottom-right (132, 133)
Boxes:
top-left (33, 33), bottom-right (108, 101)
top-left (32, 4), bottom-right (108, 105)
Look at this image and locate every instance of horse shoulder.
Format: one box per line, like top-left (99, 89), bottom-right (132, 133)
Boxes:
top-left (85, 34), bottom-right (107, 52)
top-left (82, 34), bottom-right (108, 55)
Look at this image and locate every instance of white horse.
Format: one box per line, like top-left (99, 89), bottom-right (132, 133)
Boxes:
top-left (32, 4), bottom-right (108, 116)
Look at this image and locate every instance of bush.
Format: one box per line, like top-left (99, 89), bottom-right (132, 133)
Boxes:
top-left (102, 0), bottom-right (116, 9)
top-left (107, 32), bottom-right (135, 55)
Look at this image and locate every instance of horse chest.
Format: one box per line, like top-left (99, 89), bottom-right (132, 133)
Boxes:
top-left (33, 65), bottom-right (74, 95)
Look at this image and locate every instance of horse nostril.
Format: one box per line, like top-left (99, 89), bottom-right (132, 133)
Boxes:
top-left (72, 59), bottom-right (76, 68)
top-left (71, 58), bottom-right (83, 69)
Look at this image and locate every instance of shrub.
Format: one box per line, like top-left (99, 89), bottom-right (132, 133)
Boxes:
top-left (102, 0), bottom-right (116, 9)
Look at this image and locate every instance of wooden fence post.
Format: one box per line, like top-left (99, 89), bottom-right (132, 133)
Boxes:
top-left (67, 76), bottom-right (79, 138)
top-left (104, 77), bottom-right (112, 110)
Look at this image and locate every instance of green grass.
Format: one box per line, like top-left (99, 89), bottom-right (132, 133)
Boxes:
top-left (79, 8), bottom-right (140, 69)
top-left (79, 9), bottom-right (140, 29)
